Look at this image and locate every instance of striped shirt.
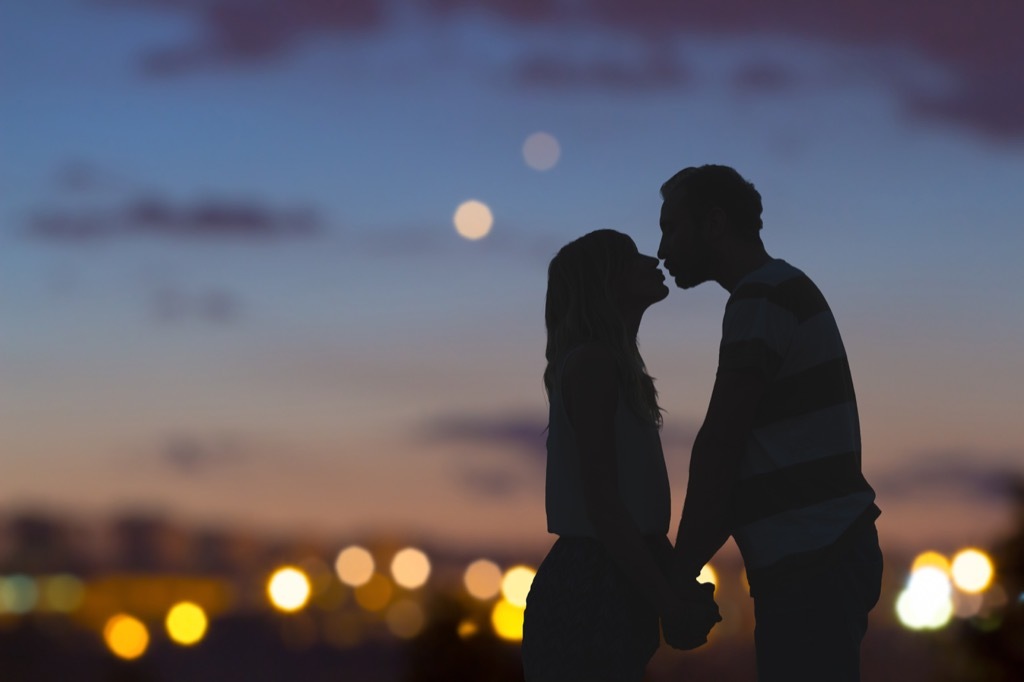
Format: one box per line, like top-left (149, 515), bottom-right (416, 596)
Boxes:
top-left (719, 259), bottom-right (875, 574)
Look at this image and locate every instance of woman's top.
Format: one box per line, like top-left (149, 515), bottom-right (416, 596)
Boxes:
top-left (545, 348), bottom-right (672, 538)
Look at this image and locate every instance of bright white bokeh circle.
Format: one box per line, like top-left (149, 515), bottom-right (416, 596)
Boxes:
top-left (454, 200), bottom-right (493, 240)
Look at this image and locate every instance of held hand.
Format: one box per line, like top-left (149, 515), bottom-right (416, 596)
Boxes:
top-left (661, 580), bottom-right (721, 650)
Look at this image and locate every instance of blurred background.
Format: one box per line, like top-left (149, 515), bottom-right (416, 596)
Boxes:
top-left (2, 1), bottom-right (1023, 680)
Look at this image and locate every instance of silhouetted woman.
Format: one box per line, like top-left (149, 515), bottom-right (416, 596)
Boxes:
top-left (521, 230), bottom-right (717, 682)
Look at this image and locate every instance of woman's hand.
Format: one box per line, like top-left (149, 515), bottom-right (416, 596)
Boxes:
top-left (661, 580), bottom-right (721, 650)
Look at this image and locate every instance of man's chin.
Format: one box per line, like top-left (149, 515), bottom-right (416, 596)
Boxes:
top-left (673, 275), bottom-right (704, 290)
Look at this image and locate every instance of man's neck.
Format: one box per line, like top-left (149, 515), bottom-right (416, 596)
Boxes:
top-left (717, 246), bottom-right (773, 293)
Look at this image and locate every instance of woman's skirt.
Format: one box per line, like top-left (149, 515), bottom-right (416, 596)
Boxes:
top-left (521, 535), bottom-right (673, 682)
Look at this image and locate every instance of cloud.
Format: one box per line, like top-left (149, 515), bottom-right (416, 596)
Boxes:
top-left (419, 410), bottom-right (698, 498)
top-left (100, 0), bottom-right (1024, 139)
top-left (28, 196), bottom-right (319, 242)
top-left (161, 434), bottom-right (248, 475)
top-left (873, 452), bottom-right (1024, 502)
top-left (151, 287), bottom-right (242, 323)
top-left (97, 0), bottom-right (388, 75)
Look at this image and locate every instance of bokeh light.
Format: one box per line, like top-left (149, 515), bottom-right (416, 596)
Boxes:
top-left (950, 548), bottom-right (994, 594)
top-left (491, 598), bottom-right (526, 641)
top-left (0, 574), bottom-right (39, 614)
top-left (354, 573), bottom-right (393, 612)
top-left (911, 550), bottom-right (951, 575)
top-left (464, 559), bottom-right (503, 600)
top-left (697, 563), bottom-right (718, 588)
top-left (453, 200), bottom-right (493, 240)
top-left (335, 546), bottom-right (375, 587)
top-left (165, 601), bottom-right (208, 646)
top-left (896, 567), bottom-right (954, 630)
top-left (267, 567), bottom-right (312, 613)
top-left (500, 566), bottom-right (536, 608)
top-left (386, 599), bottom-right (426, 639)
top-left (952, 589), bottom-right (985, 619)
top-left (391, 547), bottom-right (431, 590)
top-left (103, 614), bottom-right (150, 660)
top-left (458, 619), bottom-right (479, 639)
top-left (523, 131), bottom-right (561, 171)
top-left (41, 574), bottom-right (85, 613)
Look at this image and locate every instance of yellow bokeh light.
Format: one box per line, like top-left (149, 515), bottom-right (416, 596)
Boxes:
top-left (911, 551), bottom-right (951, 575)
top-left (458, 618), bottom-right (479, 639)
top-left (464, 559), bottom-right (503, 601)
top-left (500, 566), bottom-right (535, 608)
top-left (523, 131), bottom-right (561, 171)
top-left (386, 599), bottom-right (426, 639)
top-left (104, 614), bottom-right (150, 660)
top-left (336, 546), bottom-right (375, 587)
top-left (267, 567), bottom-right (312, 613)
top-left (951, 548), bottom-right (994, 594)
top-left (42, 574), bottom-right (85, 613)
top-left (165, 601), bottom-right (208, 646)
top-left (354, 573), bottom-right (393, 612)
top-left (491, 598), bottom-right (526, 641)
top-left (697, 563), bottom-right (718, 588)
top-left (391, 547), bottom-right (431, 590)
top-left (453, 200), bottom-right (493, 241)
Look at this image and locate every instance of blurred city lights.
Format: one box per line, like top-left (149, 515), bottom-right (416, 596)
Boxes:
top-left (0, 574), bottom-right (39, 614)
top-left (336, 546), bottom-right (375, 587)
top-left (267, 567), bottom-right (312, 613)
top-left (41, 574), bottom-right (85, 613)
top-left (523, 131), bottom-right (561, 171)
top-left (896, 567), bottom-right (954, 630)
top-left (464, 559), bottom-right (503, 600)
top-left (453, 200), bottom-right (493, 240)
top-left (491, 598), bottom-right (526, 641)
top-left (354, 573), bottom-right (393, 612)
top-left (458, 618), bottom-right (479, 639)
top-left (950, 548), bottom-right (994, 594)
top-left (165, 601), bottom-right (208, 646)
top-left (500, 566), bottom-right (535, 608)
top-left (952, 589), bottom-right (985, 619)
top-left (103, 614), bottom-right (150, 660)
top-left (391, 547), bottom-right (431, 590)
top-left (698, 563), bottom-right (718, 588)
top-left (385, 599), bottom-right (426, 639)
top-left (911, 550), bottom-right (951, 575)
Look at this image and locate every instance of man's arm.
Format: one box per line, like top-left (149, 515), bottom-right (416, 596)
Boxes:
top-left (674, 367), bottom-right (768, 578)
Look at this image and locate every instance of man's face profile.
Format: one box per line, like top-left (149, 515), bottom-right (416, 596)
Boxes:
top-left (658, 196), bottom-right (712, 290)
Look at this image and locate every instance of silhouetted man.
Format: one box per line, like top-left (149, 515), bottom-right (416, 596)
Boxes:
top-left (657, 165), bottom-right (882, 681)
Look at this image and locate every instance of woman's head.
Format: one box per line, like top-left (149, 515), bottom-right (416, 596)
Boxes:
top-left (544, 229), bottom-right (665, 425)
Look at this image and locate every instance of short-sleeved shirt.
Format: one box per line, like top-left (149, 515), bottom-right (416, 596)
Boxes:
top-left (720, 259), bottom-right (875, 576)
top-left (544, 349), bottom-right (671, 538)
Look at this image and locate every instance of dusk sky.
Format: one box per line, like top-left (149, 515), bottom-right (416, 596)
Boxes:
top-left (3, 1), bottom-right (1023, 559)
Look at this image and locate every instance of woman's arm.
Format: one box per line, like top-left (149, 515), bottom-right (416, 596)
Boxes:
top-left (561, 344), bottom-right (679, 614)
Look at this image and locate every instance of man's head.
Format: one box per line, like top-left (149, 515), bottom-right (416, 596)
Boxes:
top-left (658, 165), bottom-right (763, 289)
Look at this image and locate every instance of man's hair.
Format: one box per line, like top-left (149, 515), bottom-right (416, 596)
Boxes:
top-left (660, 165), bottom-right (763, 239)
top-left (544, 229), bottom-right (662, 427)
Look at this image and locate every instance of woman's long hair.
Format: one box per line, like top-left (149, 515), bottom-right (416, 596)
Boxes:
top-left (543, 229), bottom-right (662, 427)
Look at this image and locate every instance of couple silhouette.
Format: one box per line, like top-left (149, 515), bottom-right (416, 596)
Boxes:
top-left (521, 165), bottom-right (882, 682)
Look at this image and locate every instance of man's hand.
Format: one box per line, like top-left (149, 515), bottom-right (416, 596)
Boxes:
top-left (661, 580), bottom-right (721, 650)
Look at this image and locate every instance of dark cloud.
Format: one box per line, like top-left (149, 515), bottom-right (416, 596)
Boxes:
top-left (97, 0), bottom-right (387, 76)
top-left (420, 410), bottom-right (698, 498)
top-left (99, 0), bottom-right (1024, 138)
top-left (514, 56), bottom-right (689, 91)
top-left (161, 434), bottom-right (248, 475)
top-left (152, 287), bottom-right (241, 323)
top-left (28, 196), bottom-right (319, 242)
top-left (874, 453), bottom-right (1024, 502)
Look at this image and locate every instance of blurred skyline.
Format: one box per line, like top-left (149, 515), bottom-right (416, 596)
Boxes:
top-left (3, 1), bottom-right (1023, 557)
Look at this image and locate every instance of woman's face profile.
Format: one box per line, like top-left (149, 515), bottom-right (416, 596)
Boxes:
top-left (611, 240), bottom-right (670, 313)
